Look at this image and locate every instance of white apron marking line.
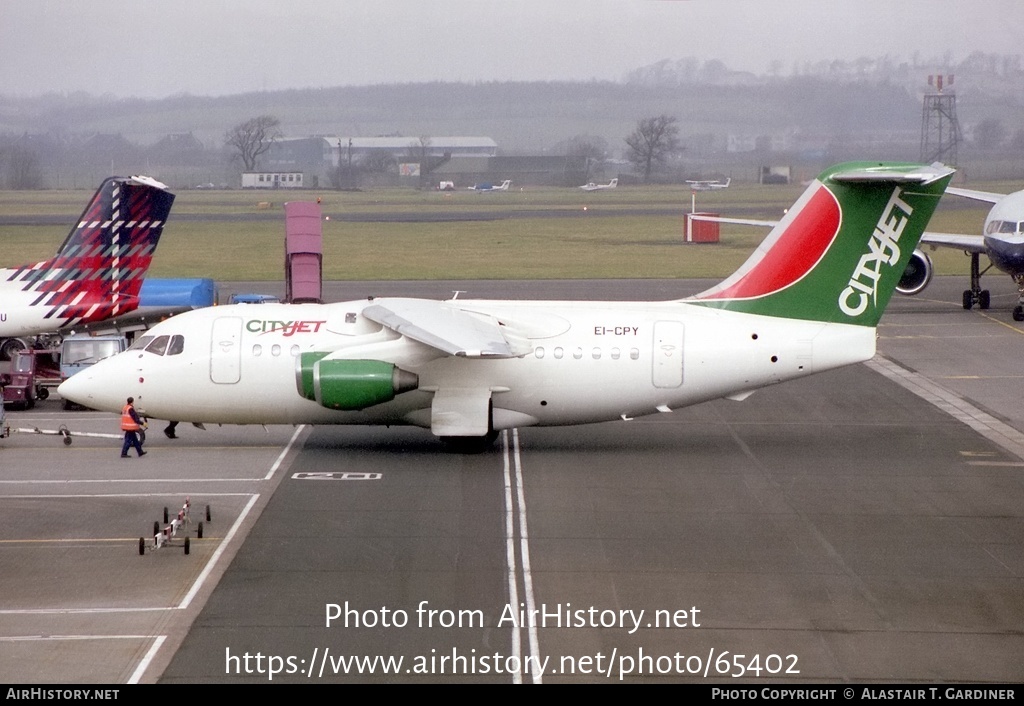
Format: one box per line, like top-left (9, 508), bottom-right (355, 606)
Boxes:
top-left (503, 429), bottom-right (543, 684)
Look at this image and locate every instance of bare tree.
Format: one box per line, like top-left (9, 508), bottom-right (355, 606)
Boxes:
top-left (224, 115), bottom-right (281, 171)
top-left (625, 115), bottom-right (680, 183)
top-left (5, 146), bottom-right (44, 189)
top-left (565, 135), bottom-right (608, 183)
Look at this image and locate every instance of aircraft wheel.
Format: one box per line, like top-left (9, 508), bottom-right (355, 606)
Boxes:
top-left (962, 291), bottom-right (974, 310)
top-left (979, 291), bottom-right (991, 310)
top-left (184, 537), bottom-right (190, 555)
top-left (35, 387), bottom-right (49, 401)
top-left (1014, 306), bottom-right (1024, 322)
top-left (197, 522), bottom-right (203, 539)
top-left (139, 537), bottom-right (145, 556)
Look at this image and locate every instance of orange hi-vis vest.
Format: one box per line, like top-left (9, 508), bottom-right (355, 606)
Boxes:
top-left (121, 405), bottom-right (141, 431)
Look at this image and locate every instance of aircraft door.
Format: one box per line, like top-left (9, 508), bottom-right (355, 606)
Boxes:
top-left (210, 316), bottom-right (242, 384)
top-left (652, 320), bottom-right (684, 388)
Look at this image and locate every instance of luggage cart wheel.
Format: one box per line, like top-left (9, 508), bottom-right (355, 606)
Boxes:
top-left (197, 522), bottom-right (203, 539)
top-left (184, 536), bottom-right (190, 555)
top-left (206, 505), bottom-right (212, 522)
top-left (138, 537), bottom-right (145, 556)
top-left (163, 507), bottom-right (169, 524)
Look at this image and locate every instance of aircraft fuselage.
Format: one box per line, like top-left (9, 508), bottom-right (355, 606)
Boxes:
top-left (61, 299), bottom-right (877, 432)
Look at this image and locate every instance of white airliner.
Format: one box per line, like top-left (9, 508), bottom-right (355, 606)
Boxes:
top-left (686, 177), bottom-right (730, 191)
top-left (59, 162), bottom-right (954, 451)
top-left (579, 178), bottom-right (618, 192)
top-left (469, 180), bottom-right (512, 192)
top-left (906, 186), bottom-right (1024, 319)
top-left (0, 176), bottom-right (173, 359)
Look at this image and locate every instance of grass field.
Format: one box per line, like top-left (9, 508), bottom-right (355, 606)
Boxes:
top-left (0, 181), bottom-right (997, 281)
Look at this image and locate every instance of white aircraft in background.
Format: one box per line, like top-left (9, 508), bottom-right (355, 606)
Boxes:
top-left (60, 162), bottom-right (954, 452)
top-left (691, 181), bottom-right (1024, 320)
top-left (0, 176), bottom-right (173, 360)
top-left (909, 186), bottom-right (1024, 319)
top-left (686, 177), bottom-right (730, 191)
top-left (579, 178), bottom-right (618, 192)
top-left (469, 180), bottom-right (512, 192)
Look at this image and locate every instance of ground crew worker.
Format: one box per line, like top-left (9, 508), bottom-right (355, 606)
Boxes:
top-left (120, 396), bottom-right (147, 458)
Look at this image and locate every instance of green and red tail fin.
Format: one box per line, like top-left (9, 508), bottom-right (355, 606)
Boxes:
top-left (690, 162), bottom-right (955, 326)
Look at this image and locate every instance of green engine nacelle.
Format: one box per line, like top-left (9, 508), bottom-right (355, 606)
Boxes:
top-left (296, 355), bottom-right (419, 410)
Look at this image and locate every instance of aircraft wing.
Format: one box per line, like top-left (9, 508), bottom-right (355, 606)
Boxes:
top-left (945, 187), bottom-right (1004, 204)
top-left (362, 298), bottom-right (532, 358)
top-left (921, 231), bottom-right (986, 254)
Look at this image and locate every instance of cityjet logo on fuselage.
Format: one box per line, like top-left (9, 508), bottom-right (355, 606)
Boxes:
top-left (838, 187), bottom-right (913, 317)
top-left (246, 319), bottom-right (326, 337)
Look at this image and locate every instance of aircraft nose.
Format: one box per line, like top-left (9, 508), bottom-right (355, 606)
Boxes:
top-left (57, 372), bottom-right (93, 406)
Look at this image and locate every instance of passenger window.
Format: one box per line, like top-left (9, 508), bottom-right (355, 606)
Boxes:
top-left (573, 347), bottom-right (583, 360)
top-left (592, 347), bottom-right (601, 359)
top-left (145, 335), bottom-right (170, 356)
top-left (290, 345), bottom-right (300, 357)
top-left (611, 348), bottom-right (621, 360)
top-left (272, 344), bottom-right (281, 357)
top-left (253, 344), bottom-right (262, 357)
top-left (554, 347), bottom-right (564, 360)
top-left (630, 348), bottom-right (640, 360)
top-left (167, 335), bottom-right (185, 356)
top-left (535, 347), bottom-right (545, 359)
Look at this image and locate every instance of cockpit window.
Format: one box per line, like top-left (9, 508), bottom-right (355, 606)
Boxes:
top-left (999, 220), bottom-right (1016, 234)
top-left (128, 335), bottom-right (155, 351)
top-left (167, 335), bottom-right (185, 356)
top-left (145, 335), bottom-right (170, 356)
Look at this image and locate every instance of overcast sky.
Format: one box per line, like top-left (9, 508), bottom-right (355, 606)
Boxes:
top-left (2, 0), bottom-right (1021, 99)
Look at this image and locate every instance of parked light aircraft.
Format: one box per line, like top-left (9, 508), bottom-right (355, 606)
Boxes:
top-left (691, 182), bottom-right (1024, 320)
top-left (469, 180), bottom-right (512, 192)
top-left (59, 162), bottom-right (954, 451)
top-left (579, 178), bottom-right (618, 192)
top-left (0, 176), bottom-right (173, 359)
top-left (686, 177), bottom-right (730, 191)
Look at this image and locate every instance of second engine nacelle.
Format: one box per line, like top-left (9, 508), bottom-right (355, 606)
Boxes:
top-left (896, 248), bottom-right (933, 296)
top-left (295, 354), bottom-right (419, 410)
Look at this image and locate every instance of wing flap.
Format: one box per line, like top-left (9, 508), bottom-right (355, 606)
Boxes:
top-left (362, 298), bottom-right (531, 358)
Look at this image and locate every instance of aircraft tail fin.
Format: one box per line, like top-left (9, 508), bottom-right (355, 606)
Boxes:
top-left (689, 162), bottom-right (954, 327)
top-left (9, 175), bottom-right (174, 328)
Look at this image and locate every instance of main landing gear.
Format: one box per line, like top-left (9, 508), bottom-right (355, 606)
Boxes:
top-left (962, 252), bottom-right (992, 312)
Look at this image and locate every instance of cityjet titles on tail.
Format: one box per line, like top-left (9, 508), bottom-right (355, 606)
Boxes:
top-left (839, 187), bottom-right (913, 317)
